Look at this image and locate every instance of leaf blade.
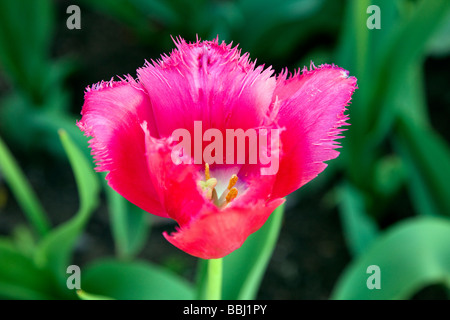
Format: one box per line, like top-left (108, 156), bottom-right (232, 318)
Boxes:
top-left (82, 260), bottom-right (195, 300)
top-left (332, 217), bottom-right (450, 300)
top-left (34, 130), bottom-right (100, 282)
top-left (338, 182), bottom-right (379, 257)
top-left (0, 135), bottom-right (50, 236)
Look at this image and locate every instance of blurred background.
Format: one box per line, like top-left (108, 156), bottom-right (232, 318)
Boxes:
top-left (0, 0), bottom-right (449, 299)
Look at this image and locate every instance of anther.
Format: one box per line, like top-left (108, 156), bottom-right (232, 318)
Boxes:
top-left (217, 174), bottom-right (239, 206)
top-left (225, 187), bottom-right (238, 204)
top-left (205, 163), bottom-right (211, 180)
top-left (227, 174), bottom-right (238, 190)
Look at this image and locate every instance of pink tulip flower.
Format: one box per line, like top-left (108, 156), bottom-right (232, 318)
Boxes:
top-left (77, 37), bottom-right (357, 259)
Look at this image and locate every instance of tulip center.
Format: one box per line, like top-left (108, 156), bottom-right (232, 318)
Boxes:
top-left (198, 163), bottom-right (239, 208)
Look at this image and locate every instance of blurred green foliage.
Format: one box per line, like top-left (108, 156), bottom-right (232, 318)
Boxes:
top-left (0, 0), bottom-right (449, 299)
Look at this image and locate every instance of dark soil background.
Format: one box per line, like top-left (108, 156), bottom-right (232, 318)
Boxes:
top-left (1, 1), bottom-right (449, 300)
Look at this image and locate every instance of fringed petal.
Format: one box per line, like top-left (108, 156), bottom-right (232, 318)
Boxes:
top-left (77, 77), bottom-right (166, 217)
top-left (137, 37), bottom-right (276, 137)
top-left (272, 64), bottom-right (357, 198)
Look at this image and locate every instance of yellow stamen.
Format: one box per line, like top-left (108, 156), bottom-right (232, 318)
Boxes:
top-left (225, 187), bottom-right (238, 203)
top-left (217, 175), bottom-right (240, 206)
top-left (205, 163), bottom-right (210, 180)
top-left (227, 174), bottom-right (238, 190)
top-left (199, 164), bottom-right (239, 207)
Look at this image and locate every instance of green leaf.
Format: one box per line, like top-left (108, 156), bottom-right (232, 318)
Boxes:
top-left (32, 110), bottom-right (91, 160)
top-left (11, 225), bottom-right (37, 257)
top-left (338, 182), bottom-right (379, 257)
top-left (0, 242), bottom-right (55, 300)
top-left (0, 0), bottom-right (54, 101)
top-left (104, 179), bottom-right (150, 260)
top-left (0, 134), bottom-right (50, 237)
top-left (220, 202), bottom-right (285, 300)
top-left (391, 56), bottom-right (449, 217)
top-left (34, 130), bottom-right (99, 281)
top-left (76, 289), bottom-right (115, 301)
top-left (373, 155), bottom-right (405, 198)
top-left (395, 120), bottom-right (450, 217)
top-left (337, 0), bottom-right (450, 189)
top-left (332, 217), bottom-right (450, 299)
top-left (366, 0), bottom-right (450, 133)
top-left (393, 63), bottom-right (430, 129)
top-left (334, 0), bottom-right (378, 186)
top-left (82, 260), bottom-right (195, 300)
top-left (426, 6), bottom-right (450, 56)
top-left (0, 90), bottom-right (85, 159)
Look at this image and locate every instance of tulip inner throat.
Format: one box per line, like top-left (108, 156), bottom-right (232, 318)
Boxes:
top-left (198, 163), bottom-right (238, 208)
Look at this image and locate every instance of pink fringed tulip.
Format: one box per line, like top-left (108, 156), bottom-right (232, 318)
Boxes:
top-left (77, 37), bottom-right (357, 259)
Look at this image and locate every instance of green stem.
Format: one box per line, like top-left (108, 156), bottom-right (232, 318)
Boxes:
top-left (206, 258), bottom-right (223, 300)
